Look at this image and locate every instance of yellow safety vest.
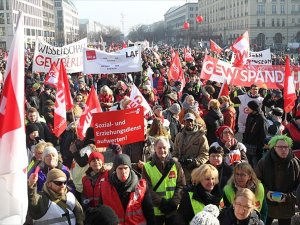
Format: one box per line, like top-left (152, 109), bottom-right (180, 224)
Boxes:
top-left (223, 183), bottom-right (264, 211)
top-left (144, 162), bottom-right (177, 216)
top-left (188, 192), bottom-right (205, 215)
top-left (233, 90), bottom-right (240, 108)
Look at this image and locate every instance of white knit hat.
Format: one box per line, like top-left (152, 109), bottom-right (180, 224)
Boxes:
top-left (190, 204), bottom-right (220, 225)
top-left (42, 146), bottom-right (58, 160)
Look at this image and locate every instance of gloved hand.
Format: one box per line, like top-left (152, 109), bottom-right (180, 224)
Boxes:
top-left (165, 199), bottom-right (177, 211)
top-left (159, 199), bottom-right (177, 214)
top-left (158, 198), bottom-right (169, 214)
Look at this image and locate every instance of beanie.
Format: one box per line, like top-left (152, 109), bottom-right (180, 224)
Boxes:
top-left (46, 168), bottom-right (67, 183)
top-left (272, 89), bottom-right (283, 98)
top-left (88, 152), bottom-right (105, 164)
top-left (42, 146), bottom-right (58, 160)
top-left (26, 123), bottom-right (39, 135)
top-left (190, 204), bottom-right (220, 225)
top-left (208, 146), bottom-right (224, 155)
top-left (85, 205), bottom-right (119, 225)
top-left (247, 100), bottom-right (260, 112)
top-left (113, 154), bottom-right (132, 170)
top-left (169, 103), bottom-right (181, 115)
top-left (215, 125), bottom-right (233, 138)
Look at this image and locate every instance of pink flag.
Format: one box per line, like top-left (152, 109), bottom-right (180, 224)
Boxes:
top-left (284, 55), bottom-right (297, 113)
top-left (44, 62), bottom-right (59, 88)
top-left (218, 78), bottom-right (230, 98)
top-left (53, 62), bottom-right (68, 137)
top-left (77, 86), bottom-right (102, 140)
top-left (210, 40), bottom-right (223, 54)
top-left (231, 31), bottom-right (249, 67)
top-left (0, 12), bottom-right (28, 224)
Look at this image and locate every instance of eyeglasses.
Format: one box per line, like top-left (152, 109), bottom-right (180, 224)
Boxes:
top-left (52, 181), bottom-right (67, 186)
top-left (234, 202), bottom-right (252, 211)
top-left (275, 146), bottom-right (289, 150)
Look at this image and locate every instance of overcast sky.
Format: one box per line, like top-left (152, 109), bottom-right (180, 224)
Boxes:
top-left (73, 0), bottom-right (192, 35)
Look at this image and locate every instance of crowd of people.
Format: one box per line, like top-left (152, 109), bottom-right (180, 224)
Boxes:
top-left (2, 44), bottom-right (300, 225)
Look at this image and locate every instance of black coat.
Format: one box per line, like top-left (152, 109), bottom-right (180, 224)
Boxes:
top-left (204, 109), bottom-right (224, 145)
top-left (218, 206), bottom-right (263, 225)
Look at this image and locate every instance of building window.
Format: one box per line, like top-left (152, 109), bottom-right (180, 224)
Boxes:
top-left (280, 5), bottom-right (285, 14)
top-left (6, 13), bottom-right (10, 24)
top-left (257, 19), bottom-right (260, 27)
top-left (272, 5), bottom-right (276, 14)
top-left (262, 18), bottom-right (265, 27)
top-left (0, 0), bottom-right (3, 10)
top-left (190, 7), bottom-right (193, 11)
top-left (277, 19), bottom-right (280, 26)
top-left (257, 4), bottom-right (265, 15)
top-left (190, 14), bottom-right (194, 18)
top-left (0, 27), bottom-right (5, 36)
top-left (5, 0), bottom-right (8, 10)
top-left (282, 19), bottom-right (285, 26)
top-left (272, 18), bottom-right (275, 26)
top-left (26, 28), bottom-right (30, 36)
top-left (0, 13), bottom-right (4, 24)
top-left (292, 18), bottom-right (295, 23)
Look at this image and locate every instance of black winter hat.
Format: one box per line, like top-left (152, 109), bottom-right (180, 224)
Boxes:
top-left (113, 154), bottom-right (132, 170)
top-left (26, 123), bottom-right (39, 135)
top-left (247, 100), bottom-right (260, 112)
top-left (271, 107), bottom-right (284, 117)
top-left (85, 205), bottom-right (119, 225)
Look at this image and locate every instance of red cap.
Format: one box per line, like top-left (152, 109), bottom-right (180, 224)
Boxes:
top-left (88, 152), bottom-right (105, 164)
top-left (215, 125), bottom-right (234, 138)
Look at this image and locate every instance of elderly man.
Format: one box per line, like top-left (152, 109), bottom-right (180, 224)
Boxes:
top-left (173, 113), bottom-right (209, 183)
top-left (28, 168), bottom-right (84, 225)
top-left (143, 136), bottom-right (186, 225)
top-left (255, 135), bottom-right (300, 225)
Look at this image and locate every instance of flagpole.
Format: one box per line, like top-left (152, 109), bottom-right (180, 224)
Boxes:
top-left (71, 108), bottom-right (79, 138)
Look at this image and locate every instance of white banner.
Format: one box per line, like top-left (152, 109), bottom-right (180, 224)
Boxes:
top-left (128, 84), bottom-right (152, 115)
top-left (33, 38), bottom-right (87, 73)
top-left (83, 46), bottom-right (142, 74)
top-left (248, 49), bottom-right (272, 65)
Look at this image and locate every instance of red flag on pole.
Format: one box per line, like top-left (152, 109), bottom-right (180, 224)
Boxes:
top-left (77, 86), bottom-right (102, 140)
top-left (284, 55), bottom-right (297, 113)
top-left (0, 12), bottom-right (28, 224)
top-left (60, 61), bottom-right (73, 111)
top-left (53, 62), bottom-right (69, 137)
top-left (210, 40), bottom-right (223, 54)
top-left (44, 62), bottom-right (59, 88)
top-left (184, 48), bottom-right (194, 62)
top-left (218, 77), bottom-right (230, 98)
top-left (231, 31), bottom-right (249, 67)
top-left (168, 52), bottom-right (185, 92)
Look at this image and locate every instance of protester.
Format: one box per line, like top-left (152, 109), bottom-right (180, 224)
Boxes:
top-left (218, 95), bottom-right (236, 132)
top-left (162, 103), bottom-right (182, 142)
top-left (255, 135), bottom-right (300, 225)
top-left (176, 164), bottom-right (222, 225)
top-left (82, 151), bottom-right (109, 209)
top-left (142, 136), bottom-right (186, 225)
top-left (173, 112), bottom-right (209, 183)
top-left (189, 204), bottom-right (220, 225)
top-left (28, 168), bottom-right (84, 225)
top-left (222, 162), bottom-right (267, 223)
top-left (100, 154), bottom-right (156, 224)
top-left (207, 146), bottom-right (233, 189)
top-left (211, 125), bottom-right (247, 166)
top-left (27, 141), bottom-right (49, 176)
top-left (99, 85), bottom-right (114, 111)
top-left (85, 205), bottom-right (119, 225)
top-left (218, 188), bottom-right (263, 225)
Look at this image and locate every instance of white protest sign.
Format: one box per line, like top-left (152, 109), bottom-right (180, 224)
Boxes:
top-left (33, 38), bottom-right (87, 73)
top-left (83, 46), bottom-right (142, 74)
top-left (248, 49), bottom-right (272, 65)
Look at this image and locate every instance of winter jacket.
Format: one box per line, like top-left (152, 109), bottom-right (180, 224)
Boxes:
top-left (204, 109), bottom-right (224, 145)
top-left (255, 149), bottom-right (300, 219)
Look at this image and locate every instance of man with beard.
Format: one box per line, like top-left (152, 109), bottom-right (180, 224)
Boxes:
top-left (173, 113), bottom-right (209, 183)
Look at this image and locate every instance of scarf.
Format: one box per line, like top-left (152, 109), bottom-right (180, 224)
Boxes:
top-left (191, 183), bottom-right (222, 206)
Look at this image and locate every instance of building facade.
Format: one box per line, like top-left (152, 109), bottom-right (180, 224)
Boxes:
top-left (198, 0), bottom-right (300, 50)
top-left (79, 19), bottom-right (102, 44)
top-left (0, 0), bottom-right (44, 50)
top-left (54, 0), bottom-right (79, 46)
top-left (164, 2), bottom-right (199, 46)
top-left (42, 0), bottom-right (55, 45)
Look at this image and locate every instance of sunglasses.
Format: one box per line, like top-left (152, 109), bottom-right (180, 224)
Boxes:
top-left (52, 181), bottom-right (67, 186)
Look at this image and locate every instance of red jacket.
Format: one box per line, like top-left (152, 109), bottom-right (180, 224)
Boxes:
top-left (82, 170), bottom-right (109, 207)
top-left (101, 179), bottom-right (147, 225)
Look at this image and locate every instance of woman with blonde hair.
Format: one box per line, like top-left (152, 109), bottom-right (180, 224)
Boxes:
top-left (219, 188), bottom-right (264, 225)
top-left (176, 164), bottom-right (222, 225)
top-left (99, 85), bottom-right (114, 111)
top-left (204, 99), bottom-right (224, 145)
top-left (218, 95), bottom-right (236, 132)
top-left (222, 162), bottom-right (267, 223)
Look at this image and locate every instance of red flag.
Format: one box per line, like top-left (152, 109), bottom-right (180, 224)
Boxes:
top-left (184, 48), bottom-right (194, 62)
top-left (170, 47), bottom-right (175, 59)
top-left (60, 62), bottom-right (73, 111)
top-left (53, 62), bottom-right (69, 137)
top-left (218, 78), bottom-right (230, 98)
top-left (77, 86), bottom-right (102, 140)
top-left (284, 55), bottom-right (297, 113)
top-left (44, 62), bottom-right (59, 88)
top-left (0, 12), bottom-right (28, 224)
top-left (168, 52), bottom-right (185, 92)
top-left (231, 31), bottom-right (249, 67)
top-left (122, 40), bottom-right (127, 49)
top-left (210, 40), bottom-right (223, 54)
